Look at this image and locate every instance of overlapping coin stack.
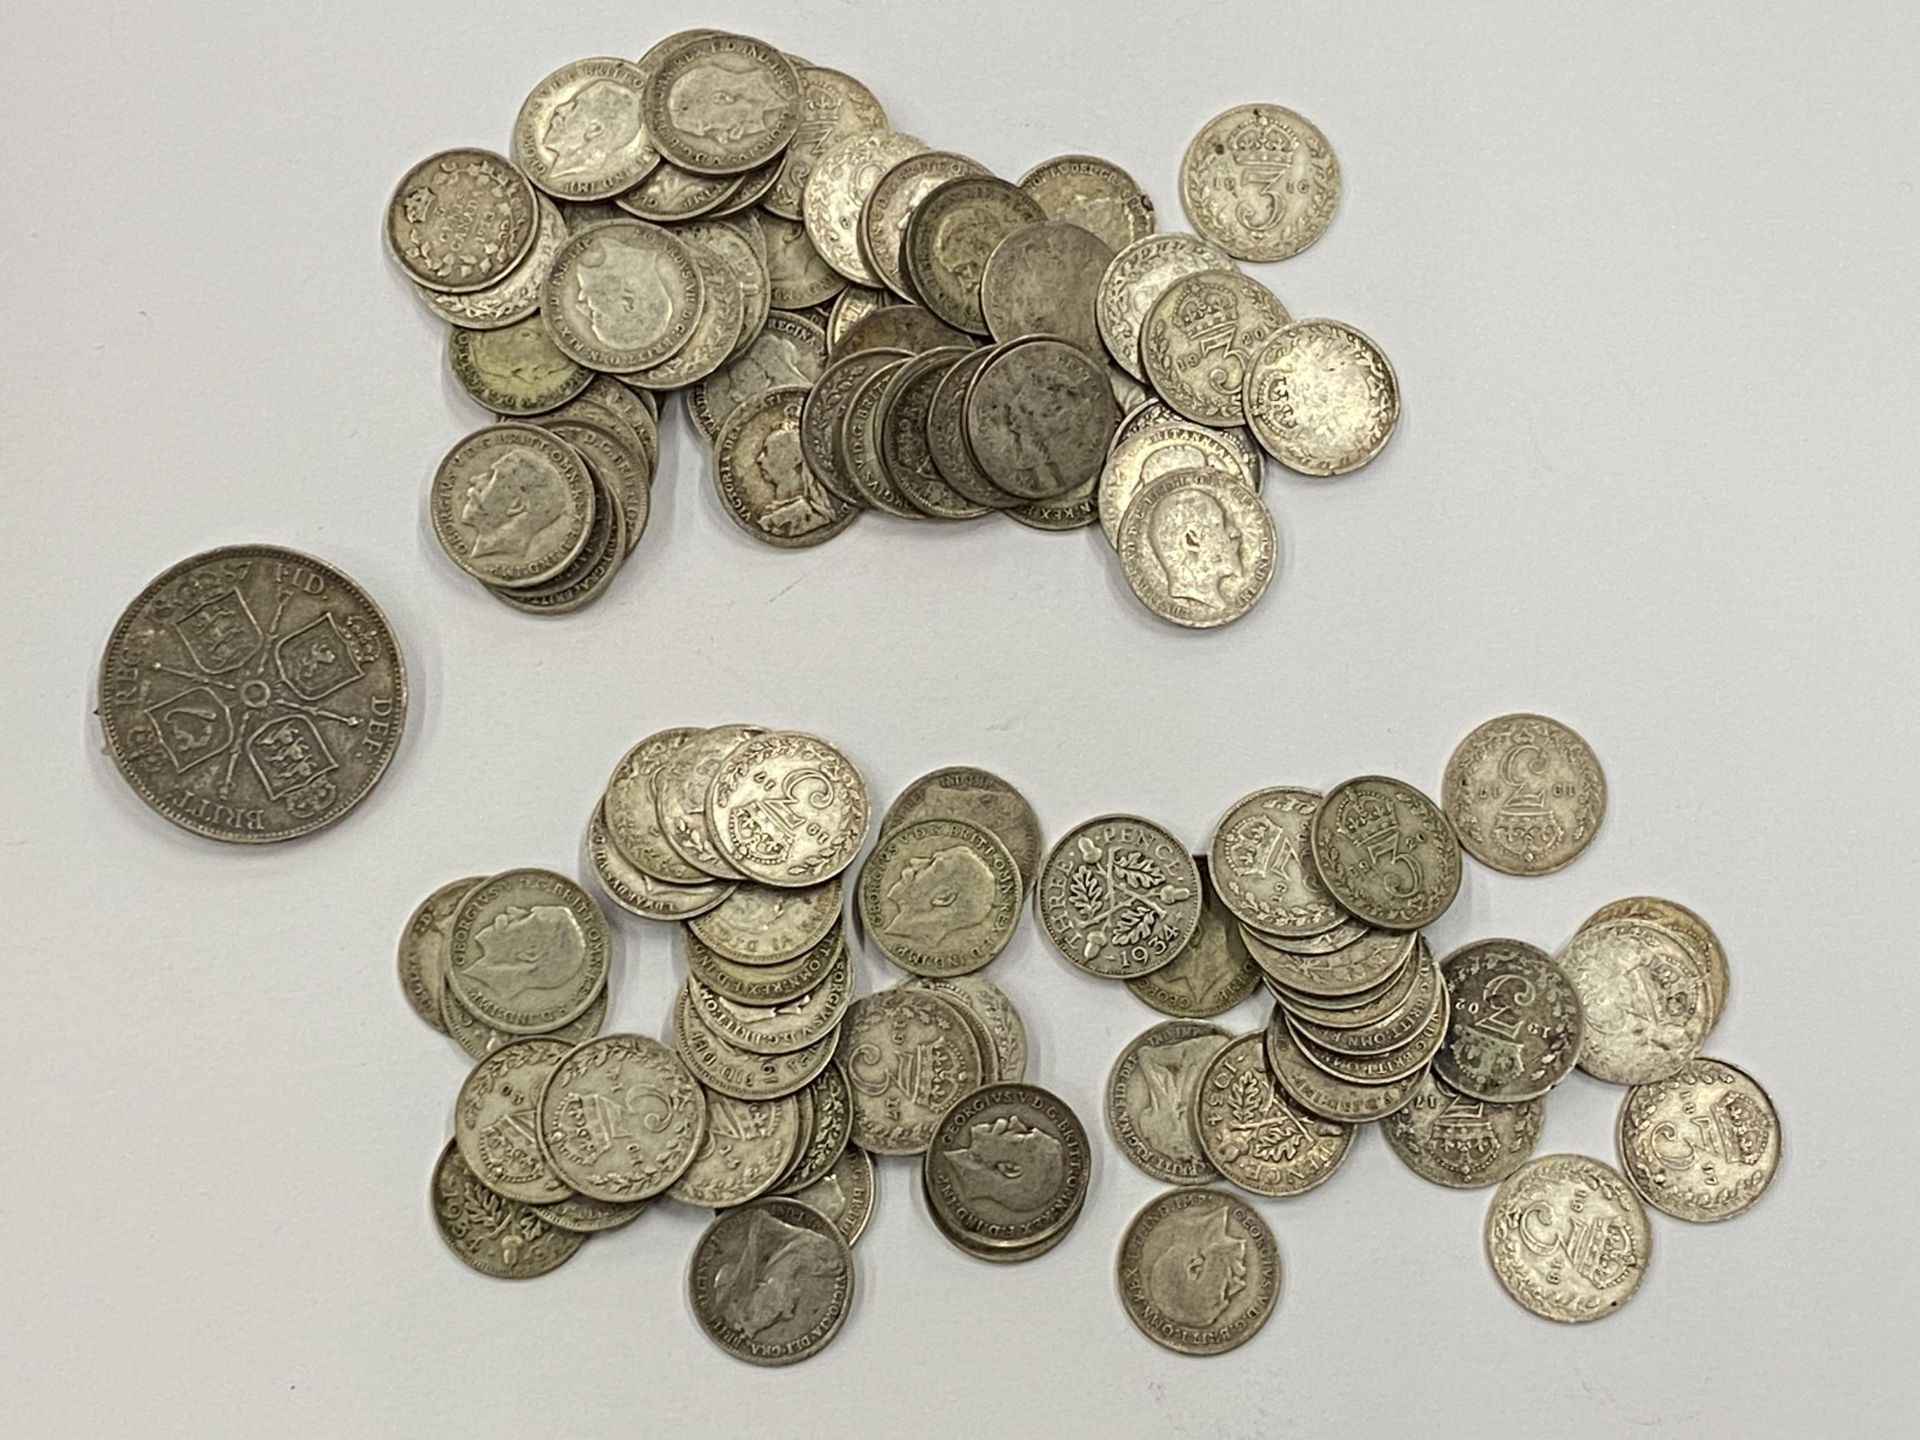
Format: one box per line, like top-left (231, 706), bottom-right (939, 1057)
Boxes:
top-left (385, 26), bottom-right (1398, 628)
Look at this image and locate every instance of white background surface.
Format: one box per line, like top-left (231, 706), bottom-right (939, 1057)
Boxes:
top-left (3, 3), bottom-right (1916, 1436)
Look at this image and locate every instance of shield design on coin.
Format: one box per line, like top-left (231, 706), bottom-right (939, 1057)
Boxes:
top-left (246, 715), bottom-right (339, 800)
top-left (173, 589), bottom-right (263, 674)
top-left (274, 613), bottom-right (366, 702)
top-left (145, 686), bottom-right (234, 772)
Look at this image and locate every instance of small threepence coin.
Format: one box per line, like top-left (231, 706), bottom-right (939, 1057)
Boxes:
top-left (1180, 104), bottom-right (1340, 263)
top-left (708, 730), bottom-right (869, 884)
top-left (538, 1033), bottom-right (706, 1201)
top-left (924, 1083), bottom-right (1092, 1255)
top-left (430, 424), bottom-right (594, 589)
top-left (601, 727), bottom-right (708, 884)
top-left (1140, 269), bottom-right (1290, 428)
top-left (841, 988), bottom-right (983, 1154)
top-left (431, 1141), bottom-right (584, 1280)
top-left (904, 975), bottom-right (1029, 1085)
top-left (1117, 1187), bottom-right (1279, 1356)
top-left (1443, 713), bottom-right (1607, 876)
top-left (418, 192), bottom-right (565, 331)
top-left (656, 723), bottom-right (766, 881)
top-left (98, 545), bottom-right (408, 843)
top-left (454, 1037), bottom-right (575, 1204)
top-left (1615, 1057), bottom-right (1781, 1222)
top-left (1099, 420), bottom-right (1260, 550)
top-left (1018, 153), bottom-right (1155, 254)
top-left (1107, 1020), bottom-right (1232, 1183)
top-left (857, 817), bottom-right (1021, 977)
top-left (1117, 468), bottom-right (1276, 629)
top-left (447, 303), bottom-right (595, 415)
top-left (1581, 895), bottom-right (1730, 1028)
top-left (1556, 918), bottom-right (1714, 1085)
top-left (386, 148), bottom-right (537, 293)
top-left (1038, 816), bottom-right (1203, 979)
top-left (512, 57), bottom-right (659, 200)
top-left (966, 338), bottom-right (1120, 500)
top-left (1484, 1154), bottom-right (1651, 1323)
top-left (397, 876), bottom-right (483, 1033)
top-left (881, 767), bottom-right (1043, 893)
top-left (542, 219), bottom-right (705, 373)
top-left (862, 150), bottom-right (989, 300)
top-left (688, 1196), bottom-right (855, 1365)
top-left (1244, 320), bottom-right (1399, 477)
top-left (979, 219), bottom-right (1115, 355)
top-left (641, 32), bottom-right (801, 177)
top-left (445, 868), bottom-right (609, 1035)
top-left (1434, 939), bottom-right (1584, 1103)
top-left (765, 66), bottom-right (887, 219)
top-left (686, 878), bottom-right (843, 966)
top-left (1096, 232), bottom-right (1235, 381)
top-left (1195, 1032), bottom-right (1352, 1196)
top-left (1263, 1013), bottom-right (1424, 1124)
top-left (1310, 775), bottom-right (1462, 930)
top-left (1382, 1069), bottom-right (1545, 1189)
top-left (902, 174), bottom-right (1045, 334)
top-left (788, 1147), bottom-right (876, 1246)
top-left (805, 130), bottom-right (930, 286)
top-left (1209, 788), bottom-right (1348, 938)
top-left (668, 1090), bottom-right (803, 1208)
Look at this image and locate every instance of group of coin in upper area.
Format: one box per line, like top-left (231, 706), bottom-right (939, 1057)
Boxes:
top-left (400, 710), bottom-right (1779, 1360)
top-left (385, 27), bottom-right (1398, 629)
top-left (405, 729), bottom-right (1089, 1362)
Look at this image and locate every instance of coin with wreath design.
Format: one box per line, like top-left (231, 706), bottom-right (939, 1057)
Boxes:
top-left (1614, 1057), bottom-right (1780, 1223)
top-left (431, 1141), bottom-right (583, 1280)
top-left (1443, 713), bottom-right (1606, 876)
top-left (1208, 787), bottom-right (1347, 937)
top-left (1484, 1154), bottom-right (1651, 1323)
top-left (709, 730), bottom-right (869, 885)
top-left (537, 1033), bottom-right (706, 1202)
top-left (1194, 1032), bottom-right (1352, 1196)
top-left (1310, 775), bottom-right (1461, 930)
top-left (1434, 939), bottom-right (1585, 1103)
top-left (1037, 815), bottom-right (1203, 979)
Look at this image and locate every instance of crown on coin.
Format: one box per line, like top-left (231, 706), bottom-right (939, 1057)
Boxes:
top-left (403, 187), bottom-right (436, 224)
top-left (1173, 281), bottom-right (1236, 347)
top-left (1228, 117), bottom-right (1294, 164)
top-left (1336, 791), bottom-right (1397, 846)
top-left (1710, 1093), bottom-right (1768, 1167)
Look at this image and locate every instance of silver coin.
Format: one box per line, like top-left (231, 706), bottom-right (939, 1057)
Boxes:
top-left (622, 235), bottom-right (743, 391)
top-left (1310, 775), bottom-right (1462, 931)
top-left (1383, 1069), bottom-right (1545, 1189)
top-left (901, 174), bottom-right (1045, 334)
top-left (1580, 896), bottom-right (1729, 1027)
top-left (454, 1037), bottom-right (575, 1204)
top-left (806, 130), bottom-right (930, 286)
top-left (1434, 939), bottom-right (1585, 1102)
top-left (857, 817), bottom-right (1021, 976)
top-left (709, 730), bottom-right (870, 885)
top-left (417, 193), bottom-right (567, 331)
top-left (1208, 787), bottom-right (1348, 938)
top-left (966, 337), bottom-right (1119, 500)
top-left (688, 309), bottom-right (828, 443)
top-left (1194, 1032), bottom-right (1352, 1196)
top-left (863, 150), bottom-right (989, 300)
top-left (513, 57), bottom-right (659, 201)
top-left (881, 766), bottom-right (1043, 892)
top-left (1180, 105), bottom-right (1340, 263)
top-left (1245, 319), bottom-right (1400, 476)
top-left (688, 1197), bottom-right (854, 1365)
top-left (1285, 981), bottom-right (1448, 1086)
top-left (1116, 1187), bottom-right (1279, 1356)
top-left (1018, 153), bottom-right (1155, 254)
top-left (386, 148), bottom-right (538, 293)
top-left (542, 219), bottom-right (705, 373)
top-left (842, 987), bottom-right (984, 1154)
top-left (766, 66), bottom-right (888, 219)
top-left (826, 284), bottom-right (898, 354)
top-left (1262, 1012), bottom-right (1423, 1123)
top-left (601, 727), bottom-right (708, 883)
top-left (430, 1140), bottom-right (583, 1279)
top-left (448, 314), bottom-right (597, 417)
top-left (668, 1089), bottom-right (803, 1208)
top-left (1037, 815), bottom-right (1202, 979)
top-left (532, 1190), bottom-right (650, 1234)
top-left (1615, 1056), bottom-right (1780, 1223)
top-left (923, 1083), bottom-right (1092, 1255)
top-left (586, 811), bottom-right (733, 921)
top-left (641, 32), bottom-right (800, 177)
top-left (686, 876), bottom-right (843, 965)
top-left (685, 923), bottom-right (846, 1009)
top-left (683, 944), bottom-right (851, 1055)
top-left (430, 424), bottom-right (595, 588)
top-left (1272, 933), bottom-right (1428, 1026)
top-left (1107, 1020), bottom-right (1231, 1183)
top-left (398, 877), bottom-right (484, 1034)
top-left (444, 868), bottom-right (609, 1035)
top-left (1096, 232), bottom-right (1235, 380)
top-left (801, 347), bottom-right (908, 506)
top-left (1115, 398), bottom-right (1264, 482)
top-left (1116, 468), bottom-right (1277, 629)
top-left (787, 1146), bottom-right (875, 1245)
top-left (775, 1060), bottom-right (854, 1193)
top-left (675, 984), bottom-right (842, 1100)
top-left (656, 723), bottom-right (766, 881)
top-left (1125, 858), bottom-right (1263, 1018)
top-left (878, 348), bottom-right (991, 520)
top-left (1286, 945), bottom-right (1445, 1060)
top-left (443, 983), bottom-right (606, 1064)
top-left (1557, 918), bottom-right (1713, 1085)
top-left (979, 219), bottom-right (1114, 357)
top-left (902, 975), bottom-right (1028, 1085)
top-left (538, 1033), bottom-right (706, 1202)
top-left (617, 158), bottom-right (738, 222)
top-left (1484, 1154), bottom-right (1650, 1323)
top-left (1099, 420), bottom-right (1260, 549)
top-left (1140, 269), bottom-right (1290, 428)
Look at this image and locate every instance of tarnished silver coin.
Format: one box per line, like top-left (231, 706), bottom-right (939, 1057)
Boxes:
top-left (431, 1140), bottom-right (584, 1279)
top-left (857, 817), bottom-right (1021, 977)
top-left (1037, 815), bottom-right (1203, 979)
top-left (1383, 1070), bottom-right (1545, 1189)
top-left (616, 159), bottom-right (737, 223)
top-left (1435, 939), bottom-right (1585, 1102)
top-left (445, 868), bottom-right (609, 1035)
top-left (675, 984), bottom-right (842, 1100)
top-left (842, 988), bottom-right (984, 1155)
top-left (1107, 1020), bottom-right (1231, 1183)
top-left (776, 1061), bottom-right (853, 1193)
top-left (881, 766), bottom-right (1043, 893)
top-left (805, 130), bottom-right (930, 286)
top-left (386, 148), bottom-right (538, 293)
top-left (1117, 1187), bottom-right (1279, 1356)
top-left (925, 348), bottom-right (1024, 508)
top-left (1271, 933), bottom-right (1429, 1024)
top-left (483, 478), bottom-right (622, 618)
top-left (1019, 153), bottom-right (1155, 254)
top-left (1310, 776), bottom-right (1462, 930)
top-left (713, 385), bottom-right (860, 547)
top-left (1581, 896), bottom-right (1729, 1027)
top-left (800, 347), bottom-right (907, 505)
top-left (601, 727), bottom-right (707, 883)
top-left (766, 66), bottom-right (888, 219)
top-left (443, 984), bottom-right (606, 1064)
top-left (542, 219), bottom-right (704, 373)
top-left (683, 941), bottom-right (851, 1055)
top-left (760, 212), bottom-right (848, 308)
top-left (668, 1089), bottom-right (803, 1208)
top-left (688, 1196), bottom-right (854, 1365)
top-left (1116, 398), bottom-right (1264, 482)
top-left (1263, 1013), bottom-right (1423, 1123)
top-left (826, 284), bottom-right (897, 353)
top-left (878, 348), bottom-right (990, 519)
top-left (99, 545), bottom-right (408, 843)
top-left (531, 1190), bottom-right (650, 1234)
top-left (657, 723), bottom-right (766, 881)
top-left (1099, 420), bottom-right (1260, 548)
top-left (1195, 1032), bottom-right (1353, 1196)
top-left (1284, 942), bottom-right (1442, 1057)
top-left (689, 309), bottom-right (828, 442)
top-left (1245, 320), bottom-right (1399, 476)
top-left (1096, 232), bottom-right (1235, 380)
top-left (789, 1146), bottom-right (875, 1246)
top-left (1444, 713), bottom-right (1607, 877)
top-left (903, 975), bottom-right (1028, 1085)
top-left (538, 1033), bottom-right (705, 1202)
top-left (623, 236), bottom-right (742, 390)
top-left (835, 356), bottom-right (919, 516)
top-left (1208, 788), bottom-right (1347, 938)
top-left (686, 875), bottom-right (842, 965)
top-left (979, 219), bottom-right (1114, 354)
top-left (685, 923), bottom-right (846, 1007)
top-left (710, 730), bottom-right (869, 885)
top-left (836, 303), bottom-right (972, 356)
top-left (1485, 1154), bottom-right (1651, 1323)
top-left (418, 193), bottom-right (566, 331)
top-left (1616, 1057), bottom-right (1780, 1222)
top-left (966, 338), bottom-right (1119, 500)
top-left (679, 216), bottom-right (770, 364)
top-left (455, 1037), bottom-right (575, 1204)
top-left (1286, 980), bottom-right (1448, 1086)
top-left (901, 174), bottom-right (1045, 334)
top-left (1125, 858), bottom-right (1262, 1018)
top-left (532, 418), bottom-right (647, 563)
top-left (398, 877), bottom-right (483, 1034)
top-left (587, 810), bottom-right (733, 921)
top-left (1180, 104), bottom-right (1340, 263)
top-left (513, 57), bottom-right (658, 201)
top-left (1140, 269), bottom-right (1290, 428)
top-left (642, 32), bottom-right (800, 177)
top-left (1557, 918), bottom-right (1714, 1085)
top-left (1116, 468), bottom-right (1277, 629)
top-left (924, 1083), bottom-right (1091, 1256)
top-left (863, 150), bottom-right (988, 300)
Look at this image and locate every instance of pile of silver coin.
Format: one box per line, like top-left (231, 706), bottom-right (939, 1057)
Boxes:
top-left (385, 27), bottom-right (1398, 628)
top-left (400, 710), bottom-right (1779, 1359)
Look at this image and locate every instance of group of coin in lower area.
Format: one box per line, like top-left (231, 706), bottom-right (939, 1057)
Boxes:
top-left (405, 728), bottom-right (1095, 1361)
top-left (387, 26), bottom-right (1398, 629)
top-left (1094, 713), bottom-right (1779, 1345)
top-left (400, 710), bottom-right (1779, 1359)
